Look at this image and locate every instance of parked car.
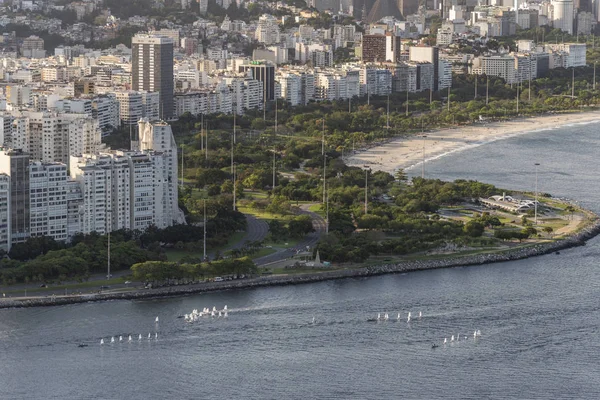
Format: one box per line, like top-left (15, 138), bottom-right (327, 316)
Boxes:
top-left (214, 277), bottom-right (224, 282)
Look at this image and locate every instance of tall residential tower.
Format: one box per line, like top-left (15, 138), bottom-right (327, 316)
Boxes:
top-left (132, 34), bottom-right (174, 120)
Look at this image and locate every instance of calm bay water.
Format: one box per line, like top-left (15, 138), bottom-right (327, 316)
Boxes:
top-left (2, 121), bottom-right (600, 399)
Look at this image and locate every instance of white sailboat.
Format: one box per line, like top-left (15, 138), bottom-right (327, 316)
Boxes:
top-left (100, 338), bottom-right (104, 345)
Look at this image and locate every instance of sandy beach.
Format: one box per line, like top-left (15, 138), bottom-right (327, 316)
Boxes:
top-left (345, 111), bottom-right (600, 174)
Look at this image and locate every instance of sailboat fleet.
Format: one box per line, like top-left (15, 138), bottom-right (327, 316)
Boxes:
top-left (183, 305), bottom-right (228, 323)
top-left (369, 311), bottom-right (422, 323)
top-left (368, 311), bottom-right (483, 347)
top-left (98, 316), bottom-right (161, 345)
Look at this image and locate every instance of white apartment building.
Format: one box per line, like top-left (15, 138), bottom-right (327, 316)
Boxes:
top-left (66, 179), bottom-right (83, 238)
top-left (71, 160), bottom-right (111, 235)
top-left (514, 53), bottom-right (538, 82)
top-left (359, 67), bottom-right (393, 96)
top-left (129, 152), bottom-right (156, 231)
top-left (545, 43), bottom-right (586, 68)
top-left (135, 119), bottom-right (184, 226)
top-left (255, 14), bottom-right (281, 45)
top-left (41, 67), bottom-right (68, 82)
top-left (109, 153), bottom-right (131, 231)
top-left (29, 162), bottom-right (69, 242)
top-left (116, 91), bottom-right (143, 126)
top-left (0, 173), bottom-right (9, 252)
top-left (278, 73), bottom-right (302, 106)
top-left (315, 72), bottom-right (343, 100)
top-left (174, 91), bottom-right (209, 116)
top-left (471, 54), bottom-right (517, 84)
top-left (141, 92), bottom-right (160, 121)
top-left (17, 111), bottom-right (100, 165)
top-left (438, 59), bottom-right (453, 90)
top-left (115, 91), bottom-right (160, 126)
top-left (92, 95), bottom-right (120, 134)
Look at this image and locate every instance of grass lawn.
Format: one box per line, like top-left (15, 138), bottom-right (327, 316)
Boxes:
top-left (538, 218), bottom-right (569, 230)
top-left (308, 204), bottom-right (325, 217)
top-left (237, 206), bottom-right (295, 222)
top-left (164, 231), bottom-right (246, 261)
top-left (190, 187), bottom-right (207, 200)
top-left (250, 248), bottom-right (277, 259)
top-left (244, 191), bottom-right (269, 200)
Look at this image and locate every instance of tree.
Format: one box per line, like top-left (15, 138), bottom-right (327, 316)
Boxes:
top-left (395, 169), bottom-right (408, 182)
top-left (464, 220), bottom-right (485, 237)
top-left (288, 215), bottom-right (315, 238)
top-left (267, 220), bottom-right (288, 242)
top-left (543, 226), bottom-right (554, 237)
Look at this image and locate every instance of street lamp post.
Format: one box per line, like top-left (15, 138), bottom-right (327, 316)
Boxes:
top-left (106, 209), bottom-right (111, 280)
top-left (386, 93), bottom-right (390, 129)
top-left (323, 153), bottom-right (327, 205)
top-left (180, 144), bottom-right (184, 188)
top-left (364, 166), bottom-right (369, 214)
top-left (326, 186), bottom-right (329, 234)
top-left (420, 134), bottom-right (427, 179)
top-left (233, 162), bottom-right (237, 211)
top-left (203, 199), bottom-right (207, 261)
top-left (107, 225), bottom-right (110, 280)
top-left (272, 150), bottom-right (276, 190)
top-left (534, 163), bottom-right (540, 224)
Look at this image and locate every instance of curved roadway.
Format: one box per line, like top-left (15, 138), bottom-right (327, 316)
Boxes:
top-left (254, 204), bottom-right (326, 266)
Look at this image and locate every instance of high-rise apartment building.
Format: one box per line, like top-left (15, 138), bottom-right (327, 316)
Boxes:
top-left (409, 46), bottom-right (441, 91)
top-left (239, 61), bottom-right (276, 102)
top-left (135, 119), bottom-right (184, 227)
top-left (29, 162), bottom-right (69, 242)
top-left (0, 174), bottom-right (9, 252)
top-left (0, 149), bottom-right (30, 244)
top-left (132, 34), bottom-right (174, 120)
top-left (552, 0), bottom-right (574, 34)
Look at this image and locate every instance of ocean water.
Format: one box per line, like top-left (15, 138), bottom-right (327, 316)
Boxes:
top-left (2, 122), bottom-right (600, 399)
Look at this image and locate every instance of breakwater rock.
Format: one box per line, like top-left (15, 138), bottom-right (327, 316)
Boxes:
top-left (3, 216), bottom-right (600, 309)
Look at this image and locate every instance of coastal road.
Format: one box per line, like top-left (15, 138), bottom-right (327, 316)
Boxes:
top-left (209, 214), bottom-right (269, 259)
top-left (254, 204), bottom-right (326, 266)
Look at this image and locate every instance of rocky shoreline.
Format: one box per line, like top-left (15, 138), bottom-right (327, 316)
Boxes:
top-left (2, 215), bottom-right (599, 310)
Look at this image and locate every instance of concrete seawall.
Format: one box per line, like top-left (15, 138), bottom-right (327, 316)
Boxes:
top-left (3, 217), bottom-right (600, 309)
